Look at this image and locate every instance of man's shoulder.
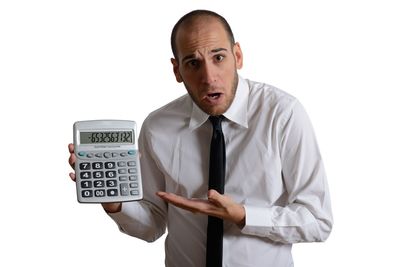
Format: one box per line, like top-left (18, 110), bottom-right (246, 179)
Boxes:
top-left (142, 94), bottom-right (191, 132)
top-left (149, 94), bottom-right (190, 115)
top-left (245, 78), bottom-right (298, 109)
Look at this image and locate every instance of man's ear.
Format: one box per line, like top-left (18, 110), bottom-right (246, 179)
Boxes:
top-left (233, 42), bottom-right (243, 70)
top-left (171, 58), bottom-right (183, 83)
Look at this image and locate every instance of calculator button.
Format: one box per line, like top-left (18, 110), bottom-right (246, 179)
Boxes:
top-left (129, 175), bottom-right (137, 181)
top-left (104, 152), bottom-right (112, 158)
top-left (79, 162), bottom-right (91, 170)
top-left (120, 152), bottom-right (128, 157)
top-left (130, 190), bottom-right (139, 196)
top-left (92, 162), bottom-right (103, 169)
top-left (119, 176), bottom-right (128, 181)
top-left (112, 152), bottom-right (118, 158)
top-left (129, 182), bottom-right (138, 188)
top-left (81, 181), bottom-right (92, 188)
top-left (93, 171), bottom-right (104, 178)
top-left (118, 162), bottom-right (127, 167)
top-left (80, 172), bottom-right (91, 179)
top-left (128, 150), bottom-right (136, 155)
top-left (94, 180), bottom-right (105, 188)
top-left (106, 171), bottom-right (117, 178)
top-left (78, 151), bottom-right (86, 157)
top-left (87, 153), bottom-right (94, 158)
top-left (120, 183), bottom-right (129, 196)
top-left (105, 162), bottom-right (116, 169)
top-left (94, 190), bottom-right (106, 197)
top-left (107, 189), bottom-right (118, 197)
top-left (106, 180), bottom-right (117, 187)
top-left (82, 190), bottom-right (93, 198)
top-left (118, 169), bottom-right (127, 174)
top-left (127, 161), bottom-right (136, 167)
top-left (95, 153), bottom-right (103, 158)
top-left (128, 168), bottom-right (137, 174)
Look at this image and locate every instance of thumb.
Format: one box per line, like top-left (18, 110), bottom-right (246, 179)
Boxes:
top-left (208, 189), bottom-right (225, 205)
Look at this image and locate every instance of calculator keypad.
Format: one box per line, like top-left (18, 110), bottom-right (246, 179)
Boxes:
top-left (75, 150), bottom-right (142, 203)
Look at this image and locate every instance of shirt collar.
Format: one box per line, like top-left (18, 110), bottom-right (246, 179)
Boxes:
top-left (189, 76), bottom-right (249, 130)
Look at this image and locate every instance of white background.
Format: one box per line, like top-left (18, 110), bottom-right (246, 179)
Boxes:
top-left (1, 0), bottom-right (399, 266)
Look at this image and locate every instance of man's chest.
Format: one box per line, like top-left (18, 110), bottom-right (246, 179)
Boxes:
top-left (151, 124), bottom-right (286, 205)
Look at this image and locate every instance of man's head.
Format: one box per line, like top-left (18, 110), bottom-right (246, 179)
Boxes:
top-left (170, 10), bottom-right (243, 116)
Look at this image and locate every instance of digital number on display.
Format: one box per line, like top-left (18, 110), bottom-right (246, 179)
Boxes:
top-left (80, 131), bottom-right (134, 144)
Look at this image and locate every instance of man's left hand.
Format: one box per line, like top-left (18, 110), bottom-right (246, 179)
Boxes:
top-left (156, 189), bottom-right (245, 228)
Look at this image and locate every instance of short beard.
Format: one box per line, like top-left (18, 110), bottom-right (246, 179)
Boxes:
top-left (184, 71), bottom-right (239, 116)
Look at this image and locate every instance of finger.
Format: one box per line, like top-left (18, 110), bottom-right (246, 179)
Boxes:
top-left (208, 189), bottom-right (227, 207)
top-left (157, 192), bottom-right (198, 212)
top-left (69, 172), bottom-right (76, 182)
top-left (157, 192), bottom-right (194, 207)
top-left (208, 189), bottom-right (220, 199)
top-left (157, 192), bottom-right (212, 213)
top-left (208, 190), bottom-right (245, 224)
top-left (68, 143), bottom-right (74, 153)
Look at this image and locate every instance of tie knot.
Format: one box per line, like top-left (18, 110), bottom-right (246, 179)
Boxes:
top-left (209, 116), bottom-right (223, 131)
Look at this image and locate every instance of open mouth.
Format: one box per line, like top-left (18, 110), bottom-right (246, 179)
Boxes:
top-left (206, 93), bottom-right (222, 100)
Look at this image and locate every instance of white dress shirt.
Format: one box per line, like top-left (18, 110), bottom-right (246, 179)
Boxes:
top-left (109, 76), bottom-right (333, 267)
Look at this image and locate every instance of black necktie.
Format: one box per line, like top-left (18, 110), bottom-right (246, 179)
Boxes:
top-left (206, 116), bottom-right (225, 267)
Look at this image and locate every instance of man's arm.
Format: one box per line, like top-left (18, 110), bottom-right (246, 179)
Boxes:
top-left (104, 125), bottom-right (168, 242)
top-left (241, 100), bottom-right (333, 243)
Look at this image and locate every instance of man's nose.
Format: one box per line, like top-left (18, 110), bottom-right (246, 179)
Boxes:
top-left (200, 61), bottom-right (217, 85)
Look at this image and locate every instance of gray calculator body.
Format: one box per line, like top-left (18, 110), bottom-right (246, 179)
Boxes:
top-left (73, 120), bottom-right (143, 203)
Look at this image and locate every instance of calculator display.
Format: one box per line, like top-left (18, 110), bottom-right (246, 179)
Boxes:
top-left (80, 131), bottom-right (134, 144)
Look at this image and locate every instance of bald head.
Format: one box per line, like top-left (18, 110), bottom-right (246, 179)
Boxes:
top-left (171, 10), bottom-right (235, 60)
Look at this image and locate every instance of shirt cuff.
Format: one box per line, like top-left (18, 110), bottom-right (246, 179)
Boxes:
top-left (241, 204), bottom-right (273, 236)
top-left (106, 202), bottom-right (135, 226)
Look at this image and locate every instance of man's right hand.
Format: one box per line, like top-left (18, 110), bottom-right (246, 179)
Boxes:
top-left (68, 143), bottom-right (122, 213)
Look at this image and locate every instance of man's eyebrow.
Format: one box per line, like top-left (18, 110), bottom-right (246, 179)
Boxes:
top-left (181, 48), bottom-right (228, 63)
top-left (182, 53), bottom-right (196, 63)
top-left (211, 48), bottom-right (228, 53)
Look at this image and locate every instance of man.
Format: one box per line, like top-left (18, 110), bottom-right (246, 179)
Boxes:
top-left (68, 9), bottom-right (333, 267)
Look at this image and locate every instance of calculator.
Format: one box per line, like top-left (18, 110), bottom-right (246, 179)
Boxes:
top-left (73, 120), bottom-right (143, 203)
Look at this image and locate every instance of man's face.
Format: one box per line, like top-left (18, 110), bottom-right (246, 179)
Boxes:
top-left (171, 18), bottom-right (243, 116)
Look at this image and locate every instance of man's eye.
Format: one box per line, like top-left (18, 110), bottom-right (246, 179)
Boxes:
top-left (215, 55), bottom-right (225, 62)
top-left (188, 60), bottom-right (199, 67)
